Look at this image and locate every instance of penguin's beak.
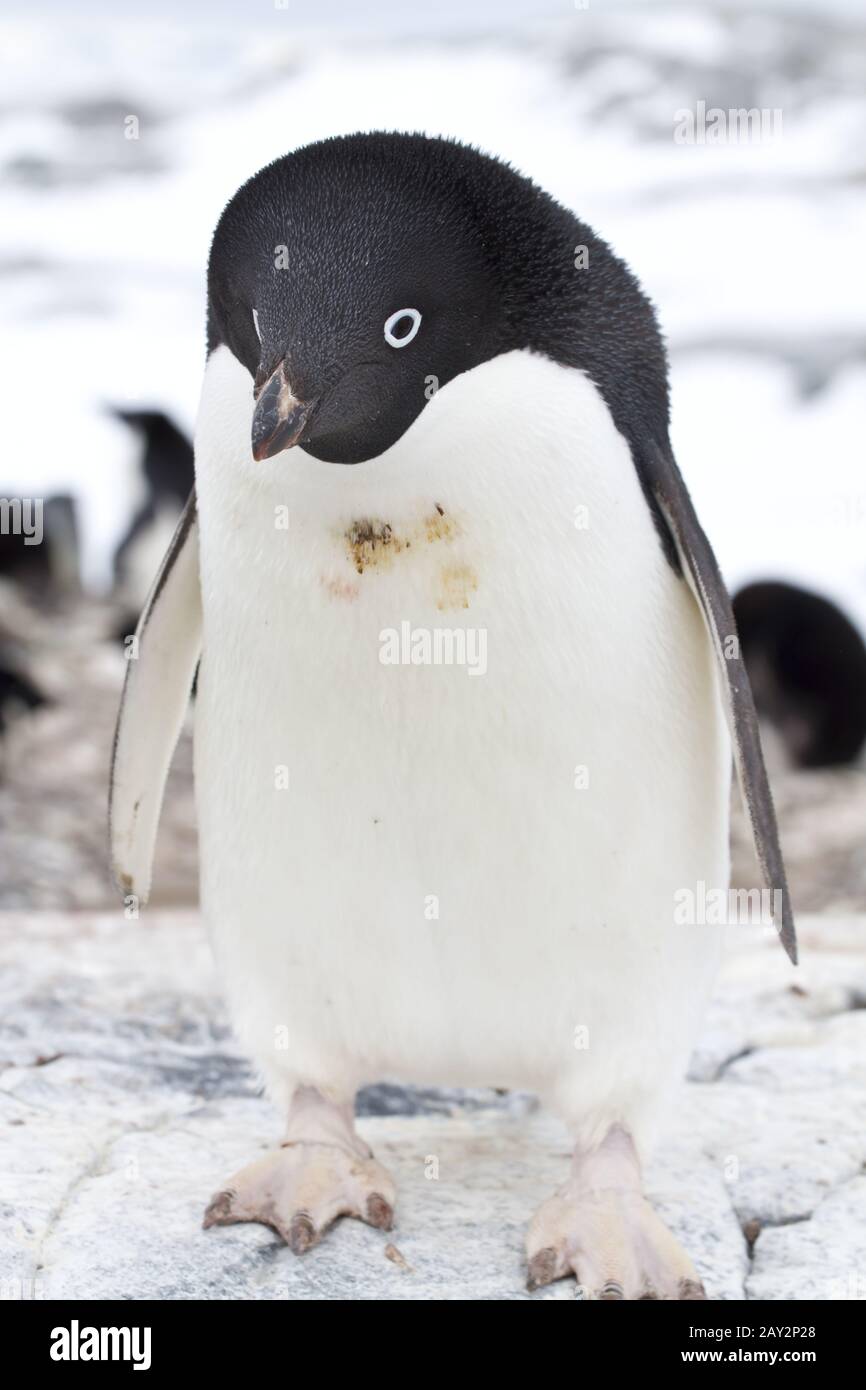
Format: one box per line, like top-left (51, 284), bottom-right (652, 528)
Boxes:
top-left (251, 363), bottom-right (315, 461)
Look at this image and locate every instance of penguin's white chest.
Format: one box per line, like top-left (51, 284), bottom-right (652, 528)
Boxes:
top-left (193, 347), bottom-right (730, 1111)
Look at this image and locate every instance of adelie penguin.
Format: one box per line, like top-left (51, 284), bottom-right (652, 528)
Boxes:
top-left (111, 133), bottom-right (795, 1298)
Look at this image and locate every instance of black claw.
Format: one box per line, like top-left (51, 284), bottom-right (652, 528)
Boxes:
top-left (202, 1188), bottom-right (235, 1228)
top-left (366, 1192), bottom-right (394, 1230)
top-left (600, 1280), bottom-right (625, 1300)
top-left (288, 1211), bottom-right (317, 1255)
top-left (679, 1278), bottom-right (708, 1300)
top-left (527, 1247), bottom-right (559, 1291)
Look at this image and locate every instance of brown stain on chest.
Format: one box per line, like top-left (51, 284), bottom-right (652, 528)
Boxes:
top-left (320, 574), bottom-right (360, 603)
top-left (335, 504), bottom-right (478, 610)
top-left (344, 503), bottom-right (458, 575)
top-left (436, 562), bottom-right (478, 611)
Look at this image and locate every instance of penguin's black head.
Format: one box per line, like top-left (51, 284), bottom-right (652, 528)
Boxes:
top-left (207, 133), bottom-right (517, 464)
top-left (207, 131), bottom-right (668, 468)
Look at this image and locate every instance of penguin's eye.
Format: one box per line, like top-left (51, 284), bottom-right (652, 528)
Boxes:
top-left (384, 308), bottom-right (421, 348)
top-left (252, 308), bottom-right (262, 343)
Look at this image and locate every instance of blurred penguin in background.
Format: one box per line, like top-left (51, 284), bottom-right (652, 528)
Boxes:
top-left (0, 493), bottom-right (79, 605)
top-left (110, 409), bottom-right (195, 633)
top-left (733, 580), bottom-right (866, 769)
top-left (0, 494), bottom-right (74, 753)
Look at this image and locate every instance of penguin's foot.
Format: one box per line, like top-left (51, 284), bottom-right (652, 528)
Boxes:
top-left (203, 1085), bottom-right (396, 1253)
top-left (526, 1124), bottom-right (707, 1300)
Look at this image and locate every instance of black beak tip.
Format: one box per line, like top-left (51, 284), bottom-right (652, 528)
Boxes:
top-left (251, 394), bottom-right (313, 461)
top-left (251, 433), bottom-right (282, 463)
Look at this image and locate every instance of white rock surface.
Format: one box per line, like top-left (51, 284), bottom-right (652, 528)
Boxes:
top-left (1, 911), bottom-right (864, 1300)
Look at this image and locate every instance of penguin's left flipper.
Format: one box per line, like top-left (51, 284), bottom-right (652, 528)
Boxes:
top-left (109, 490), bottom-right (201, 905)
top-left (646, 442), bottom-right (796, 964)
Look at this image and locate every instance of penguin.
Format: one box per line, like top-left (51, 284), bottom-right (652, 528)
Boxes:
top-left (109, 408), bottom-right (195, 634)
top-left (0, 643), bottom-right (46, 743)
top-left (733, 579), bottom-right (866, 769)
top-left (110, 133), bottom-right (795, 1299)
top-left (0, 493), bottom-right (79, 603)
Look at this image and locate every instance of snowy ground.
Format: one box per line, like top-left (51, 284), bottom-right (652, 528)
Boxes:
top-left (1, 908), bottom-right (864, 1301)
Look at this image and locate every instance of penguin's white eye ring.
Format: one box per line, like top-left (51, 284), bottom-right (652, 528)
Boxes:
top-left (384, 308), bottom-right (421, 348)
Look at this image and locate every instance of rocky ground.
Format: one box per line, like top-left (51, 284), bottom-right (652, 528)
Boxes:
top-left (0, 595), bottom-right (197, 912)
top-left (1, 909), bottom-right (864, 1301)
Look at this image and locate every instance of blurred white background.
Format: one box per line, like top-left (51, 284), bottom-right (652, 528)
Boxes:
top-left (1, 0), bottom-right (864, 611)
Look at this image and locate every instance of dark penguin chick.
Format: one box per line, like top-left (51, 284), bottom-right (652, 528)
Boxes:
top-left (733, 580), bottom-right (866, 768)
top-left (110, 409), bottom-right (195, 588)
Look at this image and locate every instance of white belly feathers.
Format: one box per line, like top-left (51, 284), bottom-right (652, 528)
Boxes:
top-left (192, 345), bottom-right (730, 1140)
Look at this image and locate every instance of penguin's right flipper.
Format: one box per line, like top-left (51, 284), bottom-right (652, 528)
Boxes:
top-left (646, 443), bottom-right (796, 965)
top-left (109, 490), bottom-right (201, 905)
